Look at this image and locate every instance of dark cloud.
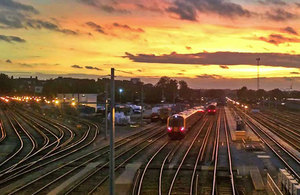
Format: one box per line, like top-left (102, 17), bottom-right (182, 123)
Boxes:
top-left (167, 1), bottom-right (197, 21)
top-left (116, 69), bottom-right (133, 75)
top-left (113, 23), bottom-right (144, 33)
top-left (281, 27), bottom-right (298, 35)
top-left (71, 65), bottom-right (83, 69)
top-left (101, 5), bottom-right (130, 14)
top-left (257, 0), bottom-right (286, 5)
top-left (177, 73), bottom-right (184, 75)
top-left (219, 65), bottom-right (229, 69)
top-left (78, 0), bottom-right (98, 7)
top-left (137, 69), bottom-right (142, 72)
top-left (26, 19), bottom-right (78, 35)
top-left (86, 22), bottom-right (105, 34)
top-left (0, 11), bottom-right (25, 28)
top-left (0, 34), bottom-right (25, 43)
top-left (290, 72), bottom-right (299, 74)
top-left (19, 63), bottom-right (33, 67)
top-left (85, 66), bottom-right (102, 71)
top-left (259, 34), bottom-right (300, 45)
top-left (124, 51), bottom-right (300, 68)
top-left (166, 0), bottom-right (251, 21)
top-left (6, 59), bottom-right (12, 63)
top-left (196, 74), bottom-right (224, 79)
top-left (186, 46), bottom-right (192, 50)
top-left (135, 3), bottom-right (163, 13)
top-left (265, 8), bottom-right (297, 21)
top-left (77, 0), bottom-right (130, 13)
top-left (0, 0), bottom-right (39, 14)
top-left (0, 11), bottom-right (78, 35)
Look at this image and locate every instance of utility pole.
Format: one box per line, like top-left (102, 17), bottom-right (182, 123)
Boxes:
top-left (140, 84), bottom-right (143, 126)
top-left (109, 68), bottom-right (115, 195)
top-left (105, 83), bottom-right (108, 140)
top-left (256, 58), bottom-right (260, 90)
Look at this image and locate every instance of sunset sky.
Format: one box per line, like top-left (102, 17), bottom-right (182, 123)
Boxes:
top-left (0, 0), bottom-right (299, 89)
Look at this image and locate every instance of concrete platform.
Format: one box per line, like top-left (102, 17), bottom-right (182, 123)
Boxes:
top-left (250, 167), bottom-right (265, 191)
top-left (225, 107), bottom-right (260, 141)
top-left (115, 163), bottom-right (142, 195)
top-left (48, 161), bottom-right (103, 195)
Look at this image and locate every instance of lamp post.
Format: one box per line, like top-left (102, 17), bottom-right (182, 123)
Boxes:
top-left (109, 68), bottom-right (115, 195)
top-left (119, 88), bottom-right (123, 103)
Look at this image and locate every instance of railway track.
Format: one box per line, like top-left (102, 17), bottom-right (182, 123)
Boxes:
top-left (65, 126), bottom-right (166, 194)
top-left (251, 112), bottom-right (300, 151)
top-left (0, 108), bottom-right (71, 177)
top-left (0, 119), bottom-right (6, 143)
top-left (233, 107), bottom-right (300, 180)
top-left (0, 112), bottom-right (164, 194)
top-left (211, 109), bottom-right (235, 195)
top-left (133, 114), bottom-right (219, 195)
top-left (261, 111), bottom-right (300, 131)
top-left (0, 107), bottom-right (100, 192)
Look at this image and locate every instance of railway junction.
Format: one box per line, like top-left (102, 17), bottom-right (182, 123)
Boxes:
top-left (0, 96), bottom-right (299, 195)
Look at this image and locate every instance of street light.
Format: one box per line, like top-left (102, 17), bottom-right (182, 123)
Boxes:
top-left (119, 88), bottom-right (123, 103)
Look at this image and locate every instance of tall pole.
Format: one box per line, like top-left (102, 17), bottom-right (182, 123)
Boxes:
top-left (256, 58), bottom-right (260, 90)
top-left (105, 83), bottom-right (108, 140)
top-left (140, 85), bottom-right (143, 126)
top-left (109, 68), bottom-right (115, 195)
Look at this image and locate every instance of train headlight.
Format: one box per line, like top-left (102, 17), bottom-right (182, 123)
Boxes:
top-left (167, 127), bottom-right (172, 132)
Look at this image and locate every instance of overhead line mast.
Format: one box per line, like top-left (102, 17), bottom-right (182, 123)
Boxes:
top-left (256, 57), bottom-right (260, 90)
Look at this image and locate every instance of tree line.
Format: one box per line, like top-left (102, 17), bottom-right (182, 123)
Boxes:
top-left (1, 73), bottom-right (299, 104)
top-left (236, 86), bottom-right (300, 104)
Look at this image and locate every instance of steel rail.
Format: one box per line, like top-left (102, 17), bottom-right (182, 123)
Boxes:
top-left (211, 111), bottom-right (221, 195)
top-left (167, 118), bottom-right (209, 195)
top-left (136, 141), bottom-right (169, 195)
top-left (190, 119), bottom-right (214, 195)
top-left (224, 111), bottom-right (236, 195)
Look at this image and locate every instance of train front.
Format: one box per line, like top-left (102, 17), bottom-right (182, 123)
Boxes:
top-left (167, 114), bottom-right (185, 139)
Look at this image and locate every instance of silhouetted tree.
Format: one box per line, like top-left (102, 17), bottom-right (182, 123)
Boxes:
top-left (0, 74), bottom-right (12, 94)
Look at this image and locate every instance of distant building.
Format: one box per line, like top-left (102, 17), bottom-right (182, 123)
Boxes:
top-left (285, 98), bottom-right (300, 110)
top-left (35, 86), bottom-right (43, 94)
top-left (130, 78), bottom-right (141, 85)
top-left (57, 93), bottom-right (98, 111)
top-left (14, 76), bottom-right (44, 94)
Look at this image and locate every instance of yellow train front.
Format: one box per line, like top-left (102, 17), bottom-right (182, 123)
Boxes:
top-left (167, 114), bottom-right (186, 139)
top-left (167, 109), bottom-right (203, 139)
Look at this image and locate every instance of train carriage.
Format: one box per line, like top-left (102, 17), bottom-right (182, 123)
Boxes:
top-left (167, 108), bottom-right (203, 139)
top-left (206, 102), bottom-right (217, 115)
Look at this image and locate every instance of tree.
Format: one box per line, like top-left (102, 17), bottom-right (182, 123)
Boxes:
top-left (268, 88), bottom-right (284, 100)
top-left (0, 74), bottom-right (12, 94)
top-left (179, 80), bottom-right (191, 100)
top-left (155, 77), bottom-right (178, 103)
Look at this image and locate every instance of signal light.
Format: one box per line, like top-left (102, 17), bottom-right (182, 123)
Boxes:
top-left (167, 127), bottom-right (172, 132)
top-left (208, 110), bottom-right (211, 112)
top-left (180, 127), bottom-right (185, 132)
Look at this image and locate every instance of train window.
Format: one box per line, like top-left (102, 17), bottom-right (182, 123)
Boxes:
top-left (169, 117), bottom-right (184, 127)
top-left (207, 105), bottom-right (216, 110)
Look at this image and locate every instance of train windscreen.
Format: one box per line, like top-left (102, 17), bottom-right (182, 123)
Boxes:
top-left (207, 105), bottom-right (216, 110)
top-left (169, 116), bottom-right (184, 127)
